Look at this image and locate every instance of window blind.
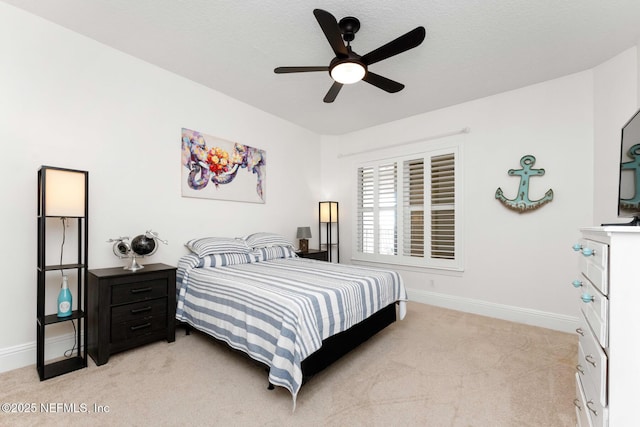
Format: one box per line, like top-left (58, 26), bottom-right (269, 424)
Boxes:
top-left (355, 146), bottom-right (461, 270)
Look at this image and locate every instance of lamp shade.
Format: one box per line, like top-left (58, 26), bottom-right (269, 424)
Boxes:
top-left (319, 201), bottom-right (338, 223)
top-left (296, 226), bottom-right (312, 239)
top-left (42, 167), bottom-right (87, 217)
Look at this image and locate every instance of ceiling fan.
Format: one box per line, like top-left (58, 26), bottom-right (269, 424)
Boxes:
top-left (274, 9), bottom-right (426, 103)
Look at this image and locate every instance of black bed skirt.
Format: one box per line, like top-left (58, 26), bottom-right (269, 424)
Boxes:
top-left (178, 302), bottom-right (398, 387)
top-left (301, 302), bottom-right (397, 382)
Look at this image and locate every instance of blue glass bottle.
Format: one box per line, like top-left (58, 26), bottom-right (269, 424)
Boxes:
top-left (57, 275), bottom-right (72, 317)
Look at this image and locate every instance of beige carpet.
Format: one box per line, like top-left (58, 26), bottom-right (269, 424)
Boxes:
top-left (0, 302), bottom-right (576, 426)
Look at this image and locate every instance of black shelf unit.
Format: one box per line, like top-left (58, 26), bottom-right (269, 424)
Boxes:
top-left (37, 166), bottom-right (89, 380)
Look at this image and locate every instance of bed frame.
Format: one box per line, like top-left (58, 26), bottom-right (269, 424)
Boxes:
top-left (180, 302), bottom-right (397, 390)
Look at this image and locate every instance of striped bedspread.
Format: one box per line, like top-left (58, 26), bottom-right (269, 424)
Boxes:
top-left (175, 256), bottom-right (407, 404)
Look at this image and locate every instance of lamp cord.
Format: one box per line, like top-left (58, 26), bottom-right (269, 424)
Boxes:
top-left (59, 217), bottom-right (78, 358)
top-left (64, 320), bottom-right (78, 358)
top-left (59, 217), bottom-right (67, 278)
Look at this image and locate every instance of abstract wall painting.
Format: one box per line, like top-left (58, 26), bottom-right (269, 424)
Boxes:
top-left (181, 128), bottom-right (266, 203)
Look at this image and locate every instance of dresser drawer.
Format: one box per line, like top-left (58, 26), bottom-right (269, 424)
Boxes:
top-left (578, 316), bottom-right (607, 407)
top-left (577, 346), bottom-right (607, 427)
top-left (577, 239), bottom-right (608, 295)
top-left (111, 315), bottom-right (167, 343)
top-left (579, 279), bottom-right (608, 348)
top-left (575, 373), bottom-right (593, 427)
top-left (111, 298), bottom-right (167, 323)
top-left (111, 278), bottom-right (168, 305)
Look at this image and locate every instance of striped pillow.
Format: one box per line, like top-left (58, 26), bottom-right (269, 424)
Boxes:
top-left (244, 232), bottom-right (294, 249)
top-left (197, 252), bottom-right (257, 267)
top-left (253, 245), bottom-right (298, 261)
top-left (185, 237), bottom-right (250, 257)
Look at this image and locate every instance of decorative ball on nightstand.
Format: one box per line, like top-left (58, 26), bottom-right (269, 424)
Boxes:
top-left (107, 230), bottom-right (167, 271)
top-left (131, 234), bottom-right (156, 256)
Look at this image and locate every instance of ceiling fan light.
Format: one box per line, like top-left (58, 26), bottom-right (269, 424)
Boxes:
top-left (330, 61), bottom-right (366, 84)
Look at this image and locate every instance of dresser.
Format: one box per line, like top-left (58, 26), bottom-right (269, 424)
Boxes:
top-left (572, 227), bottom-right (640, 427)
top-left (87, 263), bottom-right (176, 366)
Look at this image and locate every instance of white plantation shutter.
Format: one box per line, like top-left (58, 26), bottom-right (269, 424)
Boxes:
top-left (430, 154), bottom-right (455, 260)
top-left (378, 164), bottom-right (397, 255)
top-left (403, 159), bottom-right (424, 258)
top-left (355, 146), bottom-right (461, 270)
top-left (357, 167), bottom-right (374, 253)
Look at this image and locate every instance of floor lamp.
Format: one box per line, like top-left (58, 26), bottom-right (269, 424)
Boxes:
top-left (319, 201), bottom-right (339, 262)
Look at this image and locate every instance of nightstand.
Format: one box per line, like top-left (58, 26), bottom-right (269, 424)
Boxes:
top-left (87, 263), bottom-right (176, 366)
top-left (297, 249), bottom-right (329, 261)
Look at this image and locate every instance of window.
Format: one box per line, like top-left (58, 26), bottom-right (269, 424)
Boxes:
top-left (354, 145), bottom-right (462, 270)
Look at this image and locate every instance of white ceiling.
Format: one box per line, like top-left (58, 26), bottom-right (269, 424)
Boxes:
top-left (5, 0), bottom-right (640, 135)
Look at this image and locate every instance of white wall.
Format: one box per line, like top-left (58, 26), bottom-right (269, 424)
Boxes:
top-left (2, 2), bottom-right (639, 373)
top-left (593, 48), bottom-right (639, 225)
top-left (322, 71), bottom-right (598, 331)
top-left (0, 4), bottom-right (321, 371)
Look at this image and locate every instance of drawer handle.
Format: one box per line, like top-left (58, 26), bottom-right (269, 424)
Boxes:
top-left (572, 279), bottom-right (583, 288)
top-left (586, 401), bottom-right (598, 416)
top-left (572, 243), bottom-right (582, 252)
top-left (575, 327), bottom-right (584, 336)
top-left (573, 398), bottom-right (582, 411)
top-left (585, 354), bottom-right (597, 368)
top-left (130, 322), bottom-right (152, 331)
top-left (581, 247), bottom-right (595, 257)
top-left (581, 293), bottom-right (594, 303)
top-left (130, 306), bottom-right (152, 314)
top-left (576, 364), bottom-right (584, 375)
top-left (130, 287), bottom-right (153, 294)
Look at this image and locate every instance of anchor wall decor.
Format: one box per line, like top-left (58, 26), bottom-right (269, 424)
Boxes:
top-left (495, 154), bottom-right (553, 213)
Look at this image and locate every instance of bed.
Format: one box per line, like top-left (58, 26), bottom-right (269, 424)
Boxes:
top-left (175, 234), bottom-right (407, 406)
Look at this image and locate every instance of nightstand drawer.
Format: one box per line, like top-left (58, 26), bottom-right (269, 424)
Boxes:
top-left (111, 315), bottom-right (167, 342)
top-left (111, 298), bottom-right (167, 323)
top-left (111, 278), bottom-right (167, 305)
top-left (297, 250), bottom-right (328, 261)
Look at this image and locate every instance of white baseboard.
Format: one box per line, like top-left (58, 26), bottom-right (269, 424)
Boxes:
top-left (407, 287), bottom-right (579, 334)
top-left (0, 332), bottom-right (78, 374)
top-left (1, 291), bottom-right (578, 373)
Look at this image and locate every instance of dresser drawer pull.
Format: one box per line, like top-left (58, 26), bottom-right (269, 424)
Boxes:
top-left (581, 247), bottom-right (595, 257)
top-left (572, 243), bottom-right (582, 251)
top-left (576, 364), bottom-right (584, 375)
top-left (572, 280), bottom-right (583, 288)
top-left (585, 354), bottom-right (597, 367)
top-left (130, 306), bottom-right (152, 314)
top-left (130, 322), bottom-right (152, 331)
top-left (580, 293), bottom-right (594, 303)
top-left (573, 398), bottom-right (582, 411)
top-left (575, 327), bottom-right (584, 336)
top-left (130, 287), bottom-right (153, 294)
top-left (586, 401), bottom-right (598, 416)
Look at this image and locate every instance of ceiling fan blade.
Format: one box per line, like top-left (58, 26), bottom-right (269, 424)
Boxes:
top-left (274, 66), bottom-right (328, 74)
top-left (361, 26), bottom-right (426, 66)
top-left (323, 81), bottom-right (343, 103)
top-left (313, 9), bottom-right (348, 57)
top-left (363, 72), bottom-right (405, 93)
